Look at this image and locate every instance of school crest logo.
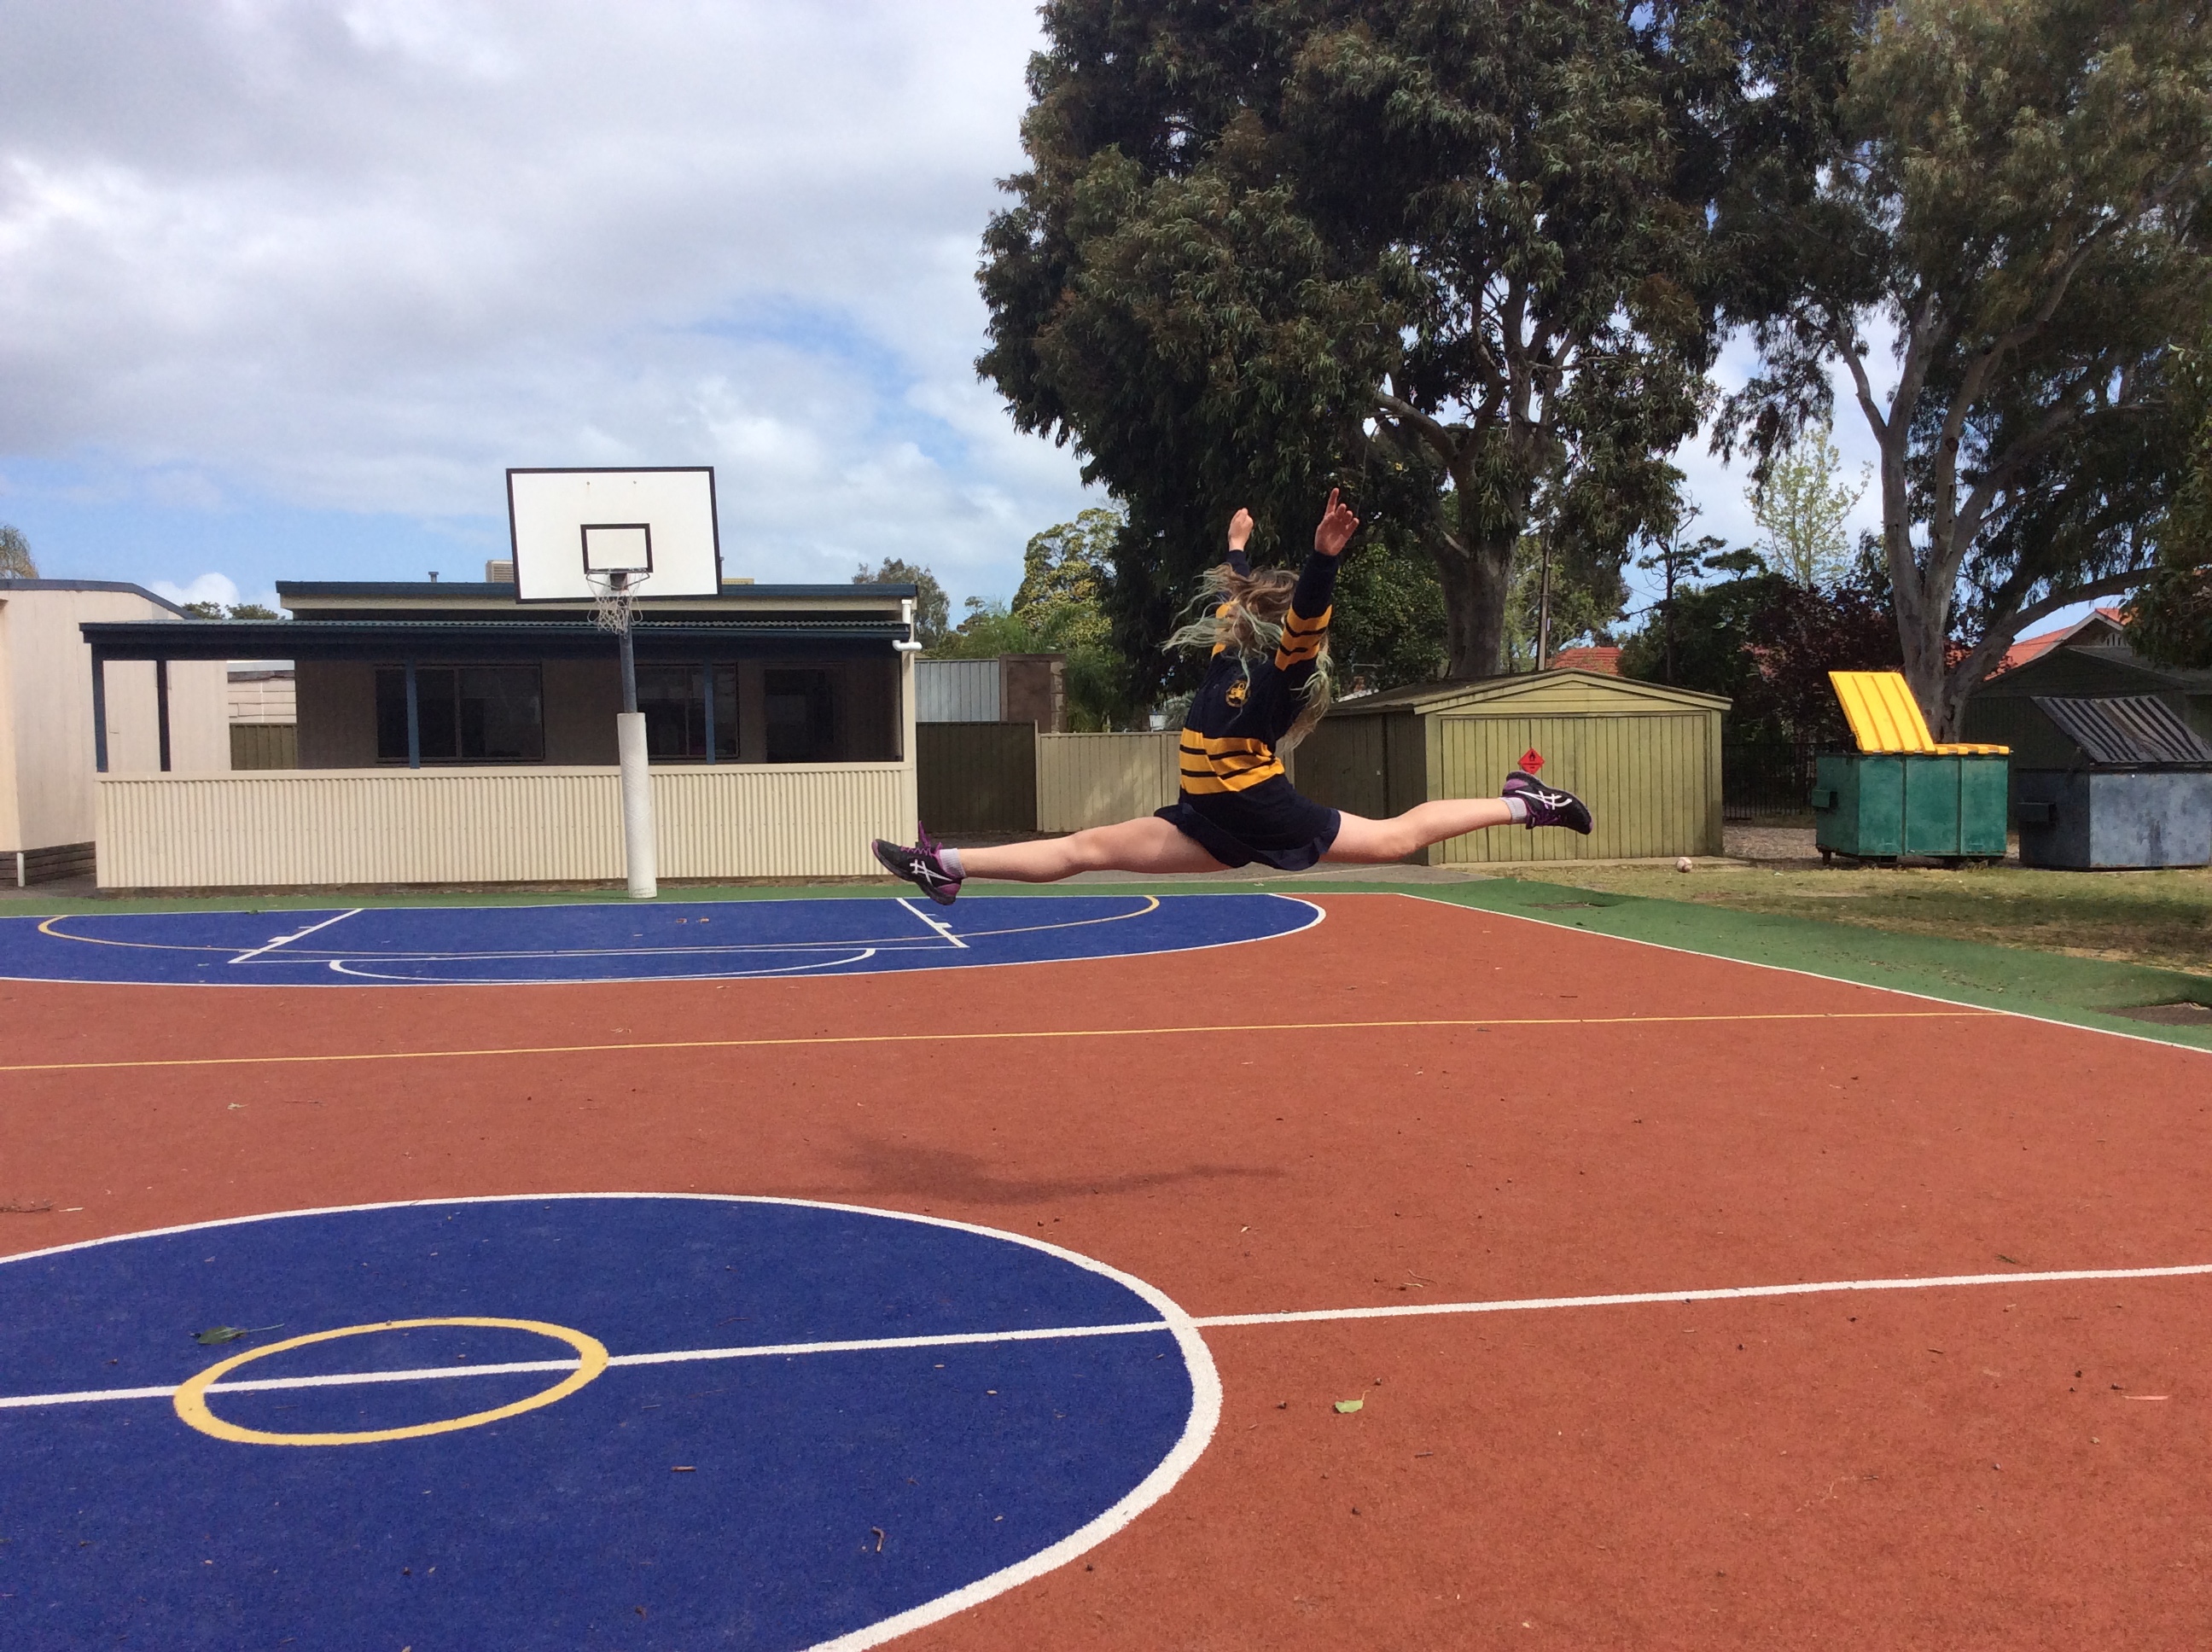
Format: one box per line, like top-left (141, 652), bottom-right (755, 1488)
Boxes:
top-left (1225, 679), bottom-right (1249, 707)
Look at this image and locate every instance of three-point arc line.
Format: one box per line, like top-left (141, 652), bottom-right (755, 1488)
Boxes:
top-left (4, 1259), bottom-right (2203, 1416)
top-left (0, 1008), bottom-right (1997, 1076)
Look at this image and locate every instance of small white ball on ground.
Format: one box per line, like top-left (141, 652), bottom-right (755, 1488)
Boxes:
top-left (1675, 857), bottom-right (1694, 873)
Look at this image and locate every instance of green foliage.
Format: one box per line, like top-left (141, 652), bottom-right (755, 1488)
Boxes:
top-left (929, 508), bottom-right (1141, 729)
top-left (1330, 528), bottom-right (1447, 692)
top-left (855, 558), bottom-right (950, 646)
top-left (1723, 0), bottom-right (2212, 735)
top-left (182, 599), bottom-right (283, 620)
top-left (2128, 334), bottom-right (2212, 667)
top-left (1749, 420), bottom-right (1868, 588)
top-left (0, 524), bottom-right (35, 578)
top-left (1503, 531), bottom-right (1627, 672)
top-left (979, 1), bottom-right (1755, 680)
top-left (1620, 561), bottom-right (1901, 743)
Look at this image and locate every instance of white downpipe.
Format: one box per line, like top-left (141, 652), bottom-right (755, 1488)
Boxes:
top-left (616, 712), bottom-right (657, 899)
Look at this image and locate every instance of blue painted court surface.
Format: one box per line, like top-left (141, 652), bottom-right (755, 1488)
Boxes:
top-left (0, 893), bottom-right (1319, 986)
top-left (0, 1196), bottom-right (1216, 1651)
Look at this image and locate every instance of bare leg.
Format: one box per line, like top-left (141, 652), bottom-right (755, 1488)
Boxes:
top-left (957, 816), bottom-right (1231, 882)
top-left (1322, 799), bottom-right (1515, 863)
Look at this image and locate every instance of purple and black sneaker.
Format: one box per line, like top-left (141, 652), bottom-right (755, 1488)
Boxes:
top-left (872, 822), bottom-right (963, 905)
top-left (1502, 772), bottom-right (1593, 834)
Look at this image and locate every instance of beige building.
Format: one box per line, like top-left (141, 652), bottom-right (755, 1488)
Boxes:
top-left (1, 579), bottom-right (230, 884)
top-left (79, 573), bottom-right (920, 890)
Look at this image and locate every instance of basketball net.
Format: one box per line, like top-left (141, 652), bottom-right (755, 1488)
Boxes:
top-left (588, 568), bottom-right (638, 635)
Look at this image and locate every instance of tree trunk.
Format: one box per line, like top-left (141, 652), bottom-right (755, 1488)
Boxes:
top-left (1429, 533), bottom-right (1515, 679)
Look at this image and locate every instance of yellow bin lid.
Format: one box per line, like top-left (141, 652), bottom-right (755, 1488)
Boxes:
top-left (1829, 671), bottom-right (2008, 755)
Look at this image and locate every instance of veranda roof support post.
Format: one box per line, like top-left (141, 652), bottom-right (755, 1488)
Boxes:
top-left (155, 660), bottom-right (172, 772)
top-left (90, 649), bottom-right (108, 774)
top-left (701, 661), bottom-right (715, 765)
top-left (404, 660), bottom-right (421, 769)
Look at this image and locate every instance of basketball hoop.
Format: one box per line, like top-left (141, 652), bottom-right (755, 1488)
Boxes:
top-left (588, 569), bottom-right (637, 635)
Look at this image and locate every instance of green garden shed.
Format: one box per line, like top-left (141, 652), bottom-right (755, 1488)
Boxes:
top-left (1293, 670), bottom-right (1729, 864)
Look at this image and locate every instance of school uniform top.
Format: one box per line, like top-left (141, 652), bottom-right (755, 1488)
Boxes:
top-left (1154, 547), bottom-right (1342, 870)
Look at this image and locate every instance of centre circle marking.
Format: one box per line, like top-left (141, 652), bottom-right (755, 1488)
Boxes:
top-left (172, 1315), bottom-right (608, 1446)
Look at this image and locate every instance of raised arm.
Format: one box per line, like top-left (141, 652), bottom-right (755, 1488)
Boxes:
top-left (1275, 490), bottom-right (1356, 672)
top-left (1225, 507), bottom-right (1254, 579)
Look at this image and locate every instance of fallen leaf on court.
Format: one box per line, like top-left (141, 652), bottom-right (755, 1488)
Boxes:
top-left (1334, 1399), bottom-right (1363, 1414)
top-left (0, 1201), bottom-right (54, 1213)
top-left (192, 1323), bottom-right (283, 1346)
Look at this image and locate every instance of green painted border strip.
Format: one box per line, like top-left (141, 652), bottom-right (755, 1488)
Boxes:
top-left (1394, 878), bottom-right (2212, 1057)
top-left (5, 875), bottom-right (2205, 1056)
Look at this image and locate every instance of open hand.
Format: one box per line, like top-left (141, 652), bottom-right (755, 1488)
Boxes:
top-left (1313, 489), bottom-right (1359, 557)
top-left (1226, 508), bottom-right (1254, 553)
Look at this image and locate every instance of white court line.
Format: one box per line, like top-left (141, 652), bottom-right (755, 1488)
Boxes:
top-left (8, 1259), bottom-right (2207, 1416)
top-left (896, 895), bottom-right (969, 949)
top-left (229, 909), bottom-right (362, 965)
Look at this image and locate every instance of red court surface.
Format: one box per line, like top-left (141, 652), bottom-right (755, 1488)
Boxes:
top-left (4, 891), bottom-right (2209, 1648)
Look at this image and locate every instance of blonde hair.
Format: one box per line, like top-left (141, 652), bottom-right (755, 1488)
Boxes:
top-left (1163, 561), bottom-right (1336, 747)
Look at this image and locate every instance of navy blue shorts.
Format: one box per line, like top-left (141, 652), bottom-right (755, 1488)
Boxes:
top-left (1155, 783), bottom-right (1342, 872)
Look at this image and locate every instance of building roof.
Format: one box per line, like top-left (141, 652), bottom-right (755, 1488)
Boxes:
top-left (1993, 608), bottom-right (2129, 675)
top-left (80, 614), bottom-right (913, 662)
top-left (1546, 646), bottom-right (1621, 675)
top-left (276, 579), bottom-right (916, 604)
top-left (0, 578), bottom-right (191, 617)
top-left (1323, 668), bottom-right (1729, 718)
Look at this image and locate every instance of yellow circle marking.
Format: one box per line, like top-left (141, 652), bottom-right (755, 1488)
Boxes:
top-left (172, 1317), bottom-right (608, 1447)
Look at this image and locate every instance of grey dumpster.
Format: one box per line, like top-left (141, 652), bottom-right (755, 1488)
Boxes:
top-left (2014, 695), bottom-right (2212, 869)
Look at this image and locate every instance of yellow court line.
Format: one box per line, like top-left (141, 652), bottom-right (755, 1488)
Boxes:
top-left (0, 1008), bottom-right (1994, 1076)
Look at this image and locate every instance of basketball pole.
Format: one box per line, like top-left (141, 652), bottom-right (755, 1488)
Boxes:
top-left (611, 570), bottom-right (658, 900)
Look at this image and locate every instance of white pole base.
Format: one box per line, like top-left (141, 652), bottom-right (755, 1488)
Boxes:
top-left (615, 711), bottom-right (657, 900)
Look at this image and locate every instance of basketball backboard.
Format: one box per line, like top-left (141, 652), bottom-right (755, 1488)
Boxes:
top-left (507, 468), bottom-right (721, 602)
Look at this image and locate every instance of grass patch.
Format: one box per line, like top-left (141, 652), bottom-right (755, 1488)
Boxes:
top-left (1486, 861), bottom-right (2212, 980)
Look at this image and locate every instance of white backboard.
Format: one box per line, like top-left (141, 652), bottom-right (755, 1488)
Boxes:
top-left (507, 468), bottom-right (721, 602)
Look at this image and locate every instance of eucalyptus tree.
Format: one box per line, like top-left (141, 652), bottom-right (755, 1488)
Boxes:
top-left (979, 0), bottom-right (1760, 681)
top-left (1723, 0), bottom-right (2212, 735)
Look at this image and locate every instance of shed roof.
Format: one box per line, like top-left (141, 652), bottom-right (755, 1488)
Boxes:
top-left (2030, 695), bottom-right (2212, 768)
top-left (1324, 669), bottom-right (1728, 718)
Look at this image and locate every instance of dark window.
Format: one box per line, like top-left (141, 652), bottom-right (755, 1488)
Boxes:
top-left (375, 666), bottom-right (544, 764)
top-left (634, 665), bottom-right (738, 760)
top-left (765, 669), bottom-right (835, 761)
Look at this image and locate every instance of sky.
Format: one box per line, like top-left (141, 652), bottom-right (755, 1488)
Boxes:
top-left (0, 2), bottom-right (1912, 631)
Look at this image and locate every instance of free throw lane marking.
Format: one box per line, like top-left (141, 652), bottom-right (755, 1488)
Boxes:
top-left (0, 1009), bottom-right (1994, 1075)
top-left (227, 908), bottom-right (363, 965)
top-left (7, 1258), bottom-right (2203, 1417)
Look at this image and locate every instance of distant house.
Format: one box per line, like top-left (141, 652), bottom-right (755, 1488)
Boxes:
top-left (1546, 646), bottom-right (1622, 676)
top-left (915, 655), bottom-right (1066, 730)
top-left (1965, 608), bottom-right (2212, 765)
top-left (2, 579), bottom-right (229, 884)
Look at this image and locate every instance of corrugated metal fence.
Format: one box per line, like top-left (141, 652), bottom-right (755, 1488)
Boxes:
top-left (915, 660), bottom-right (1001, 723)
top-left (96, 765), bottom-right (911, 889)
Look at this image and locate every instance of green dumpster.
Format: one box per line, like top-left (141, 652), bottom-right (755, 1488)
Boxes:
top-left (1812, 751), bottom-right (2010, 862)
top-left (1810, 672), bottom-right (2011, 864)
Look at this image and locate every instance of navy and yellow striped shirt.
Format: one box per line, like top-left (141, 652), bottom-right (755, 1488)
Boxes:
top-left (1176, 548), bottom-right (1339, 804)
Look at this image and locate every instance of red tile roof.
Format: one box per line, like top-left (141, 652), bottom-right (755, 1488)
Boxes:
top-left (1991, 608), bottom-right (2128, 676)
top-left (1546, 646), bottom-right (1622, 675)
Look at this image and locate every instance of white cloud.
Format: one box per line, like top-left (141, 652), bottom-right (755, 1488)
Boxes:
top-left (150, 571), bottom-right (241, 608)
top-left (0, 1), bottom-right (1093, 602)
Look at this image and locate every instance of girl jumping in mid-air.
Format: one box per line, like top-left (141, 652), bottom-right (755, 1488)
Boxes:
top-left (874, 491), bottom-right (1591, 905)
